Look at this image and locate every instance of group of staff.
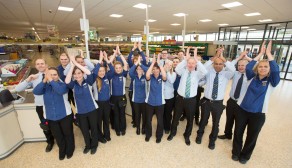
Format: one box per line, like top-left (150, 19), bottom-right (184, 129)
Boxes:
top-left (15, 41), bottom-right (280, 164)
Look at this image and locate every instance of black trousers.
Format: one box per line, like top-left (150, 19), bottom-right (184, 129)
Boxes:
top-left (133, 102), bottom-right (146, 130)
top-left (197, 98), bottom-right (225, 142)
top-left (223, 98), bottom-right (239, 138)
top-left (170, 95), bottom-right (196, 137)
top-left (78, 109), bottom-right (99, 149)
top-left (111, 95), bottom-right (127, 133)
top-left (96, 100), bottom-right (111, 140)
top-left (163, 98), bottom-right (175, 132)
top-left (49, 114), bottom-right (75, 158)
top-left (68, 89), bottom-right (75, 106)
top-left (128, 91), bottom-right (135, 123)
top-left (195, 87), bottom-right (204, 121)
top-left (145, 104), bottom-right (164, 139)
top-left (232, 107), bottom-right (265, 160)
top-left (36, 106), bottom-right (54, 144)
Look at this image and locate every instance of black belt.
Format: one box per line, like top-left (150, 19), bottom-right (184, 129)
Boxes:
top-left (204, 97), bottom-right (223, 103)
top-left (230, 98), bottom-right (238, 102)
top-left (178, 94), bottom-right (196, 100)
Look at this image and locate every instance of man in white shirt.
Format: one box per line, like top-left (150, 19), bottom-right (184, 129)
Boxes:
top-left (195, 48), bottom-right (235, 150)
top-left (15, 58), bottom-right (55, 152)
top-left (218, 51), bottom-right (251, 140)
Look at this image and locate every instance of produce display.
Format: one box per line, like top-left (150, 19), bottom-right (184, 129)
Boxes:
top-left (2, 67), bottom-right (28, 86)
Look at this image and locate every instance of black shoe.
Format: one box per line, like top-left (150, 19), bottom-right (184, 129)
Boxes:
top-left (105, 137), bottom-right (111, 141)
top-left (59, 155), bottom-right (65, 160)
top-left (145, 137), bottom-right (150, 142)
top-left (67, 154), bottom-right (73, 159)
top-left (185, 137), bottom-right (191, 146)
top-left (136, 128), bottom-right (140, 135)
top-left (180, 115), bottom-right (186, 121)
top-left (195, 136), bottom-right (202, 144)
top-left (83, 148), bottom-right (90, 154)
top-left (208, 141), bottom-right (215, 150)
top-left (90, 147), bottom-right (97, 155)
top-left (116, 132), bottom-right (121, 136)
top-left (232, 155), bottom-right (239, 161)
top-left (165, 130), bottom-right (170, 134)
top-left (121, 131), bottom-right (126, 136)
top-left (195, 119), bottom-right (199, 126)
top-left (167, 134), bottom-right (174, 141)
top-left (156, 138), bottom-right (161, 143)
top-left (133, 124), bottom-right (136, 128)
top-left (45, 143), bottom-right (54, 152)
top-left (142, 128), bottom-right (145, 135)
top-left (99, 138), bottom-right (107, 144)
top-left (239, 158), bottom-right (248, 164)
top-left (218, 135), bottom-right (232, 140)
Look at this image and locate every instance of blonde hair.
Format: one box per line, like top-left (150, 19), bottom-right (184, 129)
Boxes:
top-left (253, 59), bottom-right (270, 77)
top-left (95, 66), bottom-right (107, 92)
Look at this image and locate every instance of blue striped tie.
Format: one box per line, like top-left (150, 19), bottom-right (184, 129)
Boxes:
top-left (212, 73), bottom-right (219, 100)
top-left (185, 72), bottom-right (191, 98)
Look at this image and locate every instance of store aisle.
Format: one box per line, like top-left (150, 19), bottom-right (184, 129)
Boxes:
top-left (27, 51), bottom-right (59, 68)
top-left (1, 70), bottom-right (291, 167)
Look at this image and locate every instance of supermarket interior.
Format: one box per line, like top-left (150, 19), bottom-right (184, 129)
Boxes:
top-left (0, 0), bottom-right (292, 167)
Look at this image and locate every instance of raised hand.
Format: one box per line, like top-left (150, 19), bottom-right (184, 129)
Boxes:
top-left (259, 41), bottom-right (266, 55)
top-left (152, 53), bottom-right (156, 64)
top-left (99, 50), bottom-right (104, 63)
top-left (79, 49), bottom-right (84, 58)
top-left (157, 53), bottom-right (161, 64)
top-left (266, 41), bottom-right (274, 60)
top-left (116, 45), bottom-right (121, 55)
top-left (26, 74), bottom-right (39, 82)
top-left (132, 42), bottom-right (138, 51)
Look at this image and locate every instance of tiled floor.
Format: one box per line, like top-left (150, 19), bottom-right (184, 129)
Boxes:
top-left (1, 52), bottom-right (292, 168)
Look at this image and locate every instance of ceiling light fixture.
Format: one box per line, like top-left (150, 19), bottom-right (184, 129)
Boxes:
top-left (32, 27), bottom-right (35, 30)
top-left (247, 29), bottom-right (256, 31)
top-left (258, 19), bottom-right (272, 22)
top-left (244, 12), bottom-right (261, 16)
top-left (173, 13), bottom-right (186, 17)
top-left (146, 19), bottom-right (157, 22)
top-left (171, 23), bottom-right (181, 26)
top-left (150, 32), bottom-right (159, 34)
top-left (222, 2), bottom-right (243, 8)
top-left (133, 34), bottom-right (141, 36)
top-left (199, 19), bottom-right (212, 22)
top-left (241, 26), bottom-right (250, 29)
top-left (133, 3), bottom-right (151, 9)
top-left (218, 23), bottom-right (229, 26)
top-left (58, 6), bottom-right (74, 12)
top-left (110, 14), bottom-right (123, 18)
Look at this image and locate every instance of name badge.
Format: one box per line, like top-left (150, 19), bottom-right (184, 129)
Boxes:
top-left (83, 83), bottom-right (88, 88)
top-left (119, 76), bottom-right (123, 81)
top-left (262, 81), bottom-right (267, 86)
top-left (158, 79), bottom-right (162, 83)
top-left (104, 79), bottom-right (109, 84)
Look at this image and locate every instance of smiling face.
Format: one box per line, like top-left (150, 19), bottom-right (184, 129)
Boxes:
top-left (161, 50), bottom-right (168, 59)
top-left (213, 58), bottom-right (224, 72)
top-left (49, 69), bottom-right (59, 82)
top-left (35, 59), bottom-right (47, 72)
top-left (136, 66), bottom-right (144, 76)
top-left (152, 66), bottom-right (161, 77)
top-left (187, 58), bottom-right (197, 71)
top-left (73, 68), bottom-right (84, 83)
top-left (257, 61), bottom-right (270, 78)
top-left (237, 60), bottom-right (248, 73)
top-left (172, 58), bottom-right (180, 68)
top-left (98, 66), bottom-right (106, 78)
top-left (59, 53), bottom-right (69, 67)
top-left (114, 63), bottom-right (123, 74)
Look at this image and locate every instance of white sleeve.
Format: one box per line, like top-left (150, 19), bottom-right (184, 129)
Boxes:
top-left (224, 61), bottom-right (236, 79)
top-left (15, 80), bottom-right (31, 92)
top-left (84, 58), bottom-right (94, 71)
top-left (175, 59), bottom-right (187, 76)
top-left (196, 61), bottom-right (208, 79)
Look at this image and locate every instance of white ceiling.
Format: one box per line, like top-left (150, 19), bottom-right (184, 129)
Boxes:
top-left (0, 0), bottom-right (292, 38)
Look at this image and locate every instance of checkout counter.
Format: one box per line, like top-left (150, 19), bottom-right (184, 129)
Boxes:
top-left (0, 80), bottom-right (45, 160)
